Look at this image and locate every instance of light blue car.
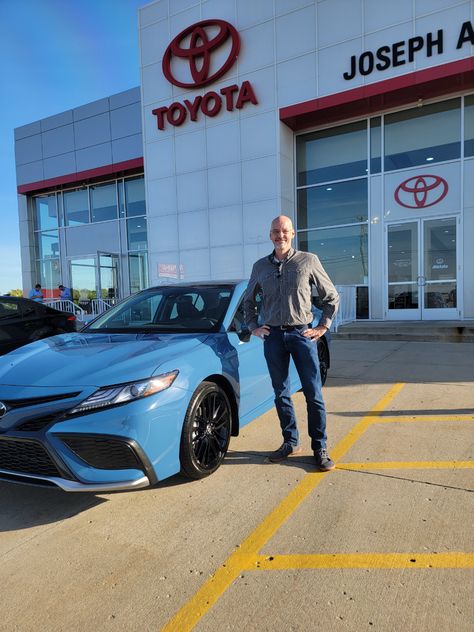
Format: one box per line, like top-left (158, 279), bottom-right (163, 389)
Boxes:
top-left (0, 281), bottom-right (330, 492)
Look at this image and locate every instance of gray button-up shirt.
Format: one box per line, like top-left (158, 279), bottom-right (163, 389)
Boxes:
top-left (243, 248), bottom-right (339, 331)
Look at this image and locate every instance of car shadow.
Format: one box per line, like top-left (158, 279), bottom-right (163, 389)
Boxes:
top-left (0, 481), bottom-right (107, 532)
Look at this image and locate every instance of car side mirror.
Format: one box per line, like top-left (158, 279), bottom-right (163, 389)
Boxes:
top-left (237, 326), bottom-right (252, 343)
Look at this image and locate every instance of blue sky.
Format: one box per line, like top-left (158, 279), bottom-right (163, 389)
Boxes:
top-left (0, 0), bottom-right (145, 294)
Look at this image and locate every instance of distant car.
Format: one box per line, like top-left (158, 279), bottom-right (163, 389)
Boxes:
top-left (0, 281), bottom-right (330, 492)
top-left (0, 296), bottom-right (77, 355)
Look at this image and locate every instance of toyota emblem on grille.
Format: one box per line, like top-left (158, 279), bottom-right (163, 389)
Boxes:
top-left (394, 174), bottom-right (448, 208)
top-left (162, 19), bottom-right (240, 89)
top-left (0, 402), bottom-right (7, 418)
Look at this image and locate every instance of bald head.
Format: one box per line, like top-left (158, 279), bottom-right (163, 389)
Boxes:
top-left (270, 215), bottom-right (295, 258)
top-left (271, 215), bottom-right (293, 231)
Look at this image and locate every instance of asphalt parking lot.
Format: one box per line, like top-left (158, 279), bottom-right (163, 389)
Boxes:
top-left (1, 339), bottom-right (473, 632)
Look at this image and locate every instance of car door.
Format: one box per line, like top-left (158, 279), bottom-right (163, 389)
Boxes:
top-left (226, 297), bottom-right (275, 424)
top-left (0, 299), bottom-right (29, 353)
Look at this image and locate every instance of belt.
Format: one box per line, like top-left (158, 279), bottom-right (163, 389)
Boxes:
top-left (270, 324), bottom-right (312, 331)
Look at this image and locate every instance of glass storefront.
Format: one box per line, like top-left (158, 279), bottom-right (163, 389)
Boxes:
top-left (32, 175), bottom-right (148, 297)
top-left (296, 95), bottom-right (469, 320)
top-left (297, 119), bottom-right (370, 317)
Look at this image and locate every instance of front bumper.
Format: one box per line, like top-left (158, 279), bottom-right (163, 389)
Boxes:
top-left (0, 382), bottom-right (190, 489)
top-left (0, 468), bottom-right (150, 492)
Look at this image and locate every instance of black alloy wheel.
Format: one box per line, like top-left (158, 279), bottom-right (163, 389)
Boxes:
top-left (180, 381), bottom-right (232, 479)
top-left (317, 338), bottom-right (329, 386)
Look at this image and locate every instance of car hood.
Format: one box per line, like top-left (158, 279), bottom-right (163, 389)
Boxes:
top-left (0, 332), bottom-right (209, 388)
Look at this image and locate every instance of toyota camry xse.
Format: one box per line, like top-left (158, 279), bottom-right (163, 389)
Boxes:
top-left (0, 281), bottom-right (330, 492)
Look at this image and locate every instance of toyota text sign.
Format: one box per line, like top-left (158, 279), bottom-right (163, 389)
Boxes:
top-left (153, 20), bottom-right (258, 130)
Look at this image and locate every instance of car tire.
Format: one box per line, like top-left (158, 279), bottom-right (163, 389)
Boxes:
top-left (180, 381), bottom-right (232, 480)
top-left (317, 338), bottom-right (329, 386)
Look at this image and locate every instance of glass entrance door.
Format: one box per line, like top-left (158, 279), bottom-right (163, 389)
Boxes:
top-left (98, 253), bottom-right (120, 302)
top-left (70, 257), bottom-right (97, 314)
top-left (70, 254), bottom-right (120, 313)
top-left (387, 217), bottom-right (459, 320)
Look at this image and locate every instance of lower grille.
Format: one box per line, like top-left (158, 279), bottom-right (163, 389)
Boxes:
top-left (58, 435), bottom-right (142, 470)
top-left (0, 438), bottom-right (61, 477)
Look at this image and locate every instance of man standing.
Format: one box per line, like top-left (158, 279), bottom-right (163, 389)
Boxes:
top-left (243, 215), bottom-right (339, 471)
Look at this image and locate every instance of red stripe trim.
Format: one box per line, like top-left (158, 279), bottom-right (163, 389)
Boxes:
top-left (280, 58), bottom-right (474, 131)
top-left (17, 157), bottom-right (144, 194)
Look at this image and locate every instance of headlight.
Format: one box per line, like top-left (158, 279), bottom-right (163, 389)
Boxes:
top-left (69, 370), bottom-right (179, 414)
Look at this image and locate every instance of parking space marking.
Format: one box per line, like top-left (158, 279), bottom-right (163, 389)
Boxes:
top-left (368, 415), bottom-right (474, 423)
top-left (251, 553), bottom-right (474, 570)
top-left (338, 461), bottom-right (474, 470)
top-left (161, 383), bottom-right (405, 632)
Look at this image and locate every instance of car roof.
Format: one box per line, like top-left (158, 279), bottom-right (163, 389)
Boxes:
top-left (143, 280), bottom-right (247, 290)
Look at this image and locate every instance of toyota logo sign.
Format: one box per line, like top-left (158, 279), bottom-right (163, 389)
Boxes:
top-left (162, 19), bottom-right (240, 89)
top-left (394, 175), bottom-right (448, 209)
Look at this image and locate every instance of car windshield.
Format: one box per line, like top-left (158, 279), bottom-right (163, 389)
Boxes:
top-left (85, 285), bottom-right (235, 333)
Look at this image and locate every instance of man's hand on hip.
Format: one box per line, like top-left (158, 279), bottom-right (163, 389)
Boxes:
top-left (251, 325), bottom-right (270, 340)
top-left (303, 324), bottom-right (328, 340)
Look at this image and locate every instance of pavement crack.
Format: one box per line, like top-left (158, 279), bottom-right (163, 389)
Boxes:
top-left (340, 467), bottom-right (474, 493)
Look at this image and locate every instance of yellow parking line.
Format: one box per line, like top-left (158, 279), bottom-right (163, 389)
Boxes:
top-left (372, 415), bottom-right (474, 423)
top-left (251, 552), bottom-right (474, 570)
top-left (161, 383), bottom-right (405, 632)
top-left (338, 461), bottom-right (474, 470)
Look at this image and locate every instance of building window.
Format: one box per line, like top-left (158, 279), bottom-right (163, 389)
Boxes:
top-left (296, 120), bottom-right (367, 186)
top-left (39, 258), bottom-right (61, 290)
top-left (127, 217), bottom-right (147, 251)
top-left (38, 231), bottom-right (60, 259)
top-left (125, 177), bottom-right (146, 216)
top-left (464, 94), bottom-right (474, 157)
top-left (298, 225), bottom-right (368, 286)
top-left (128, 252), bottom-right (149, 294)
top-left (90, 182), bottom-right (118, 222)
top-left (384, 98), bottom-right (461, 171)
top-left (297, 178), bottom-right (367, 230)
top-left (34, 194), bottom-right (58, 231)
top-left (370, 117), bottom-right (381, 174)
top-left (64, 188), bottom-right (89, 226)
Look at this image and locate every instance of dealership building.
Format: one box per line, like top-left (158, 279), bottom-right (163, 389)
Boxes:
top-left (14, 0), bottom-right (474, 321)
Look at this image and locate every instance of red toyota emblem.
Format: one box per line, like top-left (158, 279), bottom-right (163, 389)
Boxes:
top-left (162, 19), bottom-right (240, 89)
top-left (394, 175), bottom-right (448, 208)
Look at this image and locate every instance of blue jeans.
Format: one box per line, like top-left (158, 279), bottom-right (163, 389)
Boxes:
top-left (263, 325), bottom-right (327, 451)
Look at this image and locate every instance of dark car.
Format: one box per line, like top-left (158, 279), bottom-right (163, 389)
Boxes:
top-left (0, 296), bottom-right (77, 355)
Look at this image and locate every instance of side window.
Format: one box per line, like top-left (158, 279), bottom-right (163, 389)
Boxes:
top-left (230, 302), bottom-right (245, 331)
top-left (0, 301), bottom-right (21, 320)
top-left (21, 302), bottom-right (38, 318)
top-left (127, 295), bottom-right (162, 323)
top-left (170, 293), bottom-right (204, 320)
top-left (230, 293), bottom-right (262, 331)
